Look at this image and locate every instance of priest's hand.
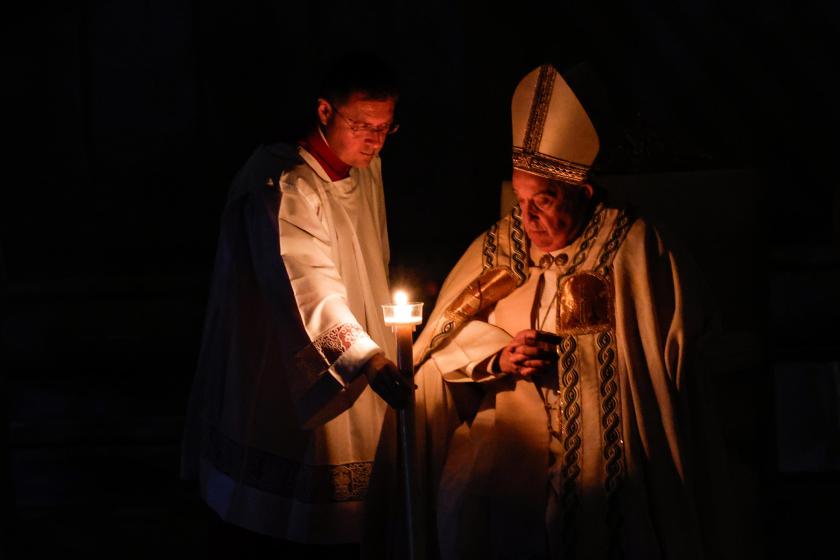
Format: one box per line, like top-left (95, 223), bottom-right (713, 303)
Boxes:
top-left (498, 329), bottom-right (560, 378)
top-left (362, 352), bottom-right (413, 409)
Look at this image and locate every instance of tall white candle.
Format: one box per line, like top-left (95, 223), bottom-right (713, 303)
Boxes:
top-left (381, 289), bottom-right (425, 559)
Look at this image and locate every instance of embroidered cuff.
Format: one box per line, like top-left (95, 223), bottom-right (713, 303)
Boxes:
top-left (333, 335), bottom-right (380, 386)
top-left (294, 322), bottom-right (379, 392)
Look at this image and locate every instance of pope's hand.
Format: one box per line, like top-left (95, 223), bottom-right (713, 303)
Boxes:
top-left (362, 353), bottom-right (413, 409)
top-left (498, 329), bottom-right (559, 377)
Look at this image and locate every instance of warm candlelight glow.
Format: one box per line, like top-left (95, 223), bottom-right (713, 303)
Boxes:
top-left (382, 290), bottom-right (423, 326)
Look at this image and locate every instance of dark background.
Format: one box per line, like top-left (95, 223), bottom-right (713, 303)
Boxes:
top-left (3, 1), bottom-right (839, 558)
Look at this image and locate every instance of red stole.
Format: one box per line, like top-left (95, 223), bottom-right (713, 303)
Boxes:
top-left (298, 129), bottom-right (351, 181)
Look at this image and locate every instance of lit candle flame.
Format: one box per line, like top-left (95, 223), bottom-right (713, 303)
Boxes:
top-left (383, 290), bottom-right (422, 326)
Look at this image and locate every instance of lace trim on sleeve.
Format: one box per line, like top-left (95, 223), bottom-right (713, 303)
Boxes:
top-left (293, 321), bottom-right (369, 384)
top-left (312, 322), bottom-right (367, 364)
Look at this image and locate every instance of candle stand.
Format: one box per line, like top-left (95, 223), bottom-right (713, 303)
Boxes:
top-left (382, 293), bottom-right (424, 560)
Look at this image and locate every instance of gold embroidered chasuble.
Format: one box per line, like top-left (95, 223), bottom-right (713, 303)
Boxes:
top-left (368, 203), bottom-right (723, 560)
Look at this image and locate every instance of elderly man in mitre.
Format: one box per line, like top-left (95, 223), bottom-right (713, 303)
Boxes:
top-left (365, 64), bottom-right (734, 560)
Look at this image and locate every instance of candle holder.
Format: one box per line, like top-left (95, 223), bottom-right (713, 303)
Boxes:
top-left (382, 302), bottom-right (424, 327)
top-left (381, 291), bottom-right (424, 560)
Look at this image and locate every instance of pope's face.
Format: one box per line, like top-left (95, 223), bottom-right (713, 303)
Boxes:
top-left (512, 168), bottom-right (593, 252)
top-left (318, 93), bottom-right (396, 168)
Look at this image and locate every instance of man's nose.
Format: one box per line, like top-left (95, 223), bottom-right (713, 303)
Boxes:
top-left (365, 132), bottom-right (385, 149)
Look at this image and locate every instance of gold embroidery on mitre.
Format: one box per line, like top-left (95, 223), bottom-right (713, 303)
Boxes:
top-left (512, 147), bottom-right (591, 185)
top-left (556, 272), bottom-right (613, 335)
top-left (511, 64), bottom-right (600, 185)
top-left (523, 65), bottom-right (556, 153)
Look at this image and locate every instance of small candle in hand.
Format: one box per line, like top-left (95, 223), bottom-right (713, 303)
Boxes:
top-left (383, 290), bottom-right (423, 326)
top-left (382, 290), bottom-right (423, 374)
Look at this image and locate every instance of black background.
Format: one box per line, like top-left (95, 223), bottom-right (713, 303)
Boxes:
top-left (3, 1), bottom-right (839, 558)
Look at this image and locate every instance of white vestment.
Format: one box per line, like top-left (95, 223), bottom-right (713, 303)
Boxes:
top-left (182, 143), bottom-right (396, 544)
top-left (364, 204), bottom-right (735, 560)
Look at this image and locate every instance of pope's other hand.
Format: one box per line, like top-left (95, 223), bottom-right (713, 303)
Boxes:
top-left (498, 329), bottom-right (559, 377)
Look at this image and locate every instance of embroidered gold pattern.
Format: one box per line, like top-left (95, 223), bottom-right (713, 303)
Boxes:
top-left (597, 329), bottom-right (625, 558)
top-left (542, 206), bottom-right (635, 555)
top-left (512, 147), bottom-right (591, 185)
top-left (510, 204), bottom-right (528, 284)
top-left (551, 204), bottom-right (605, 314)
top-left (557, 272), bottom-right (614, 335)
top-left (570, 205), bottom-right (604, 272)
top-left (595, 209), bottom-right (634, 275)
top-left (523, 65), bottom-right (557, 154)
top-left (445, 267), bottom-right (519, 321)
top-left (558, 334), bottom-right (582, 556)
top-left (514, 65), bottom-right (592, 185)
top-left (422, 208), bottom-right (528, 363)
top-left (483, 222), bottom-right (499, 271)
top-left (424, 266), bottom-right (519, 360)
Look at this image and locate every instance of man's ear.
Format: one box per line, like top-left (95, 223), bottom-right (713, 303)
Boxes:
top-left (316, 98), bottom-right (332, 127)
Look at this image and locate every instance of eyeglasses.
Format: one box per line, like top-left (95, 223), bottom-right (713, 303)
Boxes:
top-left (334, 108), bottom-right (400, 137)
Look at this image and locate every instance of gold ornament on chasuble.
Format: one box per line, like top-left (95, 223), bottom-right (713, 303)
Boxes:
top-left (420, 209), bottom-right (528, 362)
top-left (446, 267), bottom-right (520, 322)
top-left (556, 271), bottom-right (614, 336)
